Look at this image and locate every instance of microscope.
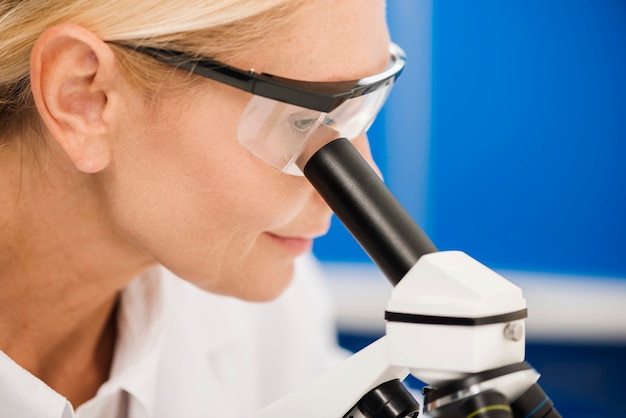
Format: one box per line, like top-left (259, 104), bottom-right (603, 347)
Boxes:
top-left (252, 137), bottom-right (562, 418)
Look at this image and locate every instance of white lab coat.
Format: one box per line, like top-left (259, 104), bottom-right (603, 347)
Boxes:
top-left (0, 254), bottom-right (347, 418)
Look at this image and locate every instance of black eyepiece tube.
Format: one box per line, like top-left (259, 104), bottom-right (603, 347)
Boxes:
top-left (302, 137), bottom-right (437, 285)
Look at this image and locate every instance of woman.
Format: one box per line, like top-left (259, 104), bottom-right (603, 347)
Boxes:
top-left (0, 0), bottom-right (401, 416)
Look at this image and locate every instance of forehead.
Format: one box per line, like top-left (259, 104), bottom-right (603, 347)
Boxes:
top-left (230, 0), bottom-right (390, 83)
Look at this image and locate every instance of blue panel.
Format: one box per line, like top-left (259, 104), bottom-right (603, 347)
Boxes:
top-left (428, 0), bottom-right (626, 276)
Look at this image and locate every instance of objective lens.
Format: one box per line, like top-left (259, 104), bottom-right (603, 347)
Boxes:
top-left (459, 390), bottom-right (513, 418)
top-left (424, 389), bottom-right (513, 418)
top-left (357, 379), bottom-right (420, 418)
top-left (511, 383), bottom-right (562, 418)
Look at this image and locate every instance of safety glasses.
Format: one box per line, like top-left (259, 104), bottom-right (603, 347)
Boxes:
top-left (125, 42), bottom-right (406, 175)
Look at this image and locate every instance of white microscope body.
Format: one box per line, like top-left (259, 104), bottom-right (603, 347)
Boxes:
top-left (253, 251), bottom-right (539, 417)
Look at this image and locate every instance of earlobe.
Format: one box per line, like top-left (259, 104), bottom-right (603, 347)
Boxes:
top-left (30, 24), bottom-right (119, 173)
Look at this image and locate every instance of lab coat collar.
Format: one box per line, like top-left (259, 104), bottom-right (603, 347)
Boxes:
top-left (0, 350), bottom-right (74, 418)
top-left (102, 266), bottom-right (165, 417)
top-left (87, 266), bottom-right (244, 418)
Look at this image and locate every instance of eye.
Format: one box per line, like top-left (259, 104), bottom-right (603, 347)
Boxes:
top-left (291, 117), bottom-right (318, 132)
top-left (287, 110), bottom-right (323, 138)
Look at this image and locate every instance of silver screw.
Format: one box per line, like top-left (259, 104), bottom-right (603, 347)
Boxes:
top-left (504, 322), bottom-right (524, 341)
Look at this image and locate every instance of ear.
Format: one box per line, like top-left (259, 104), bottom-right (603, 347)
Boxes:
top-left (30, 24), bottom-right (120, 173)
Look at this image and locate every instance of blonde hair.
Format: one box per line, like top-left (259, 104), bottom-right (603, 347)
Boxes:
top-left (0, 0), bottom-right (304, 138)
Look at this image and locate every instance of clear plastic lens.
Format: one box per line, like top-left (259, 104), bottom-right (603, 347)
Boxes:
top-left (322, 84), bottom-right (391, 140)
top-left (238, 98), bottom-right (325, 174)
top-left (237, 83), bottom-right (392, 175)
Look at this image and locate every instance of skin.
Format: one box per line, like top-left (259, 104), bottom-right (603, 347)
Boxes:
top-left (0, 0), bottom-right (390, 408)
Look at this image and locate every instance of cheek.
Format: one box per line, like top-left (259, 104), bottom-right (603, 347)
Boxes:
top-left (99, 90), bottom-right (311, 294)
top-left (173, 89), bottom-right (312, 228)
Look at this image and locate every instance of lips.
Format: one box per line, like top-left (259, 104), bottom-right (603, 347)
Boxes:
top-left (265, 233), bottom-right (315, 255)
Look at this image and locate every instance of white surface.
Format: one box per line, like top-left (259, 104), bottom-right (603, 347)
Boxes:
top-left (323, 262), bottom-right (626, 343)
top-left (388, 251), bottom-right (526, 317)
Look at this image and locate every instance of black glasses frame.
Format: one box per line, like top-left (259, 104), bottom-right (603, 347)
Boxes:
top-left (116, 42), bottom-right (406, 113)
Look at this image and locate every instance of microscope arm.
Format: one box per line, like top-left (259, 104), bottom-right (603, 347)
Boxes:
top-left (253, 336), bottom-right (410, 418)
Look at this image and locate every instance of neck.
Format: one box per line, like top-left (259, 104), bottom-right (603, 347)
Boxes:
top-left (0, 138), bottom-right (154, 406)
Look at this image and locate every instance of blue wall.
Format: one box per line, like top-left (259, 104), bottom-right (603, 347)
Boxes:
top-left (314, 0), bottom-right (626, 279)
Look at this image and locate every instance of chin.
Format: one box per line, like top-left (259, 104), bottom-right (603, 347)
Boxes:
top-left (186, 260), bottom-right (296, 302)
top-left (235, 263), bottom-right (296, 302)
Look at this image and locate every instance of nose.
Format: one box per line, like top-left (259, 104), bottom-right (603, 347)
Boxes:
top-left (351, 132), bottom-right (383, 179)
